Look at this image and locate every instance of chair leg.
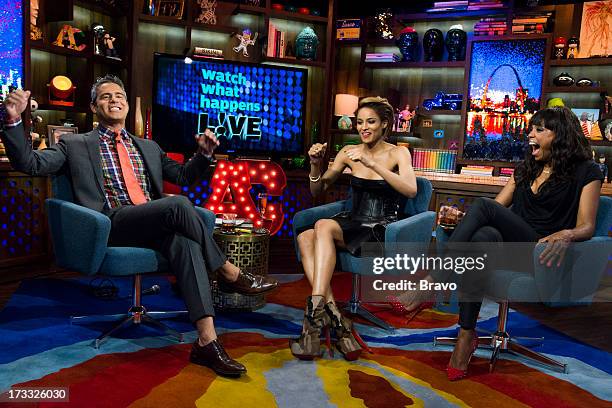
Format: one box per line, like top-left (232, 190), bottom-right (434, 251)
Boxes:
top-left (344, 274), bottom-right (395, 331)
top-left (344, 302), bottom-right (395, 331)
top-left (94, 314), bottom-right (134, 349)
top-left (434, 335), bottom-right (493, 348)
top-left (142, 314), bottom-right (184, 343)
top-left (508, 340), bottom-right (568, 373)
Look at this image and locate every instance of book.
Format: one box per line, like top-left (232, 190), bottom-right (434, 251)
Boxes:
top-left (279, 31), bottom-right (285, 58)
top-left (267, 22), bottom-right (276, 57)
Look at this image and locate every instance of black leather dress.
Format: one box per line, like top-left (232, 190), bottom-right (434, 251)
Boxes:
top-left (331, 176), bottom-right (401, 256)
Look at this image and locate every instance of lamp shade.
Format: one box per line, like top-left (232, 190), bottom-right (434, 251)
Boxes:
top-left (334, 94), bottom-right (359, 117)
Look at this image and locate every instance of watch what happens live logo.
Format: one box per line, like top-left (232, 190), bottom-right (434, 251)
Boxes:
top-left (197, 68), bottom-right (262, 141)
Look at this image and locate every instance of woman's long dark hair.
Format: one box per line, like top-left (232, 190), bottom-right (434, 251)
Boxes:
top-left (514, 106), bottom-right (592, 187)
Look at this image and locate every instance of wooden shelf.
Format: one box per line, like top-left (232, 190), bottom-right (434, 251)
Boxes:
top-left (544, 86), bottom-right (606, 93)
top-left (263, 57), bottom-right (326, 67)
top-left (30, 42), bottom-right (89, 58)
top-left (37, 104), bottom-right (90, 113)
top-left (139, 14), bottom-right (188, 27)
top-left (419, 109), bottom-right (462, 116)
top-left (549, 58), bottom-right (612, 67)
top-left (396, 8), bottom-right (509, 22)
top-left (91, 54), bottom-right (129, 68)
top-left (268, 9), bottom-right (328, 24)
top-left (457, 159), bottom-right (518, 168)
top-left (74, 0), bottom-right (125, 16)
top-left (329, 129), bottom-right (356, 134)
top-left (232, 3), bottom-right (266, 15)
top-left (191, 22), bottom-right (238, 34)
top-left (364, 61), bottom-right (465, 68)
top-left (591, 140), bottom-right (612, 147)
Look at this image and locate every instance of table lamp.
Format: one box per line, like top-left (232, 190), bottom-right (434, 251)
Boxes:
top-left (334, 94), bottom-right (358, 130)
top-left (48, 75), bottom-right (76, 106)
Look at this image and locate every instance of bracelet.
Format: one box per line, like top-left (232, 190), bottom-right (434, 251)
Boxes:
top-left (309, 174), bottom-right (321, 183)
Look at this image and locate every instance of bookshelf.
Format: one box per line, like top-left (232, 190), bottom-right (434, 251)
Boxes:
top-left (331, 1), bottom-right (612, 176)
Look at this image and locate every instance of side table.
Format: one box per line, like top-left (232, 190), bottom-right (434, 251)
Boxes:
top-left (211, 229), bottom-right (270, 311)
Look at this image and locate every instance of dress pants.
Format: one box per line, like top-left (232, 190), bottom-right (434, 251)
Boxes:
top-left (107, 195), bottom-right (227, 323)
top-left (445, 197), bottom-right (540, 330)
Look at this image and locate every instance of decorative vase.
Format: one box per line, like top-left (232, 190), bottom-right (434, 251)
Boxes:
top-left (423, 28), bottom-right (444, 61)
top-left (445, 25), bottom-right (467, 61)
top-left (396, 27), bottom-right (418, 62)
top-left (134, 96), bottom-right (144, 137)
top-left (295, 27), bottom-right (319, 60)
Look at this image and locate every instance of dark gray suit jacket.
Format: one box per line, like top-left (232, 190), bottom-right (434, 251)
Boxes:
top-left (0, 123), bottom-right (211, 214)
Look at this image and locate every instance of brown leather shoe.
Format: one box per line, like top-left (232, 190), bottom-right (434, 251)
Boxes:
top-left (190, 339), bottom-right (247, 377)
top-left (219, 269), bottom-right (278, 296)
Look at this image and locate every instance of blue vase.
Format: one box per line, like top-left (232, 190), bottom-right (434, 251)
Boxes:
top-left (295, 27), bottom-right (319, 60)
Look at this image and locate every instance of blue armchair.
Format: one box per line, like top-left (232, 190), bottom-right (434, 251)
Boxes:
top-left (433, 196), bottom-right (612, 373)
top-left (292, 177), bottom-right (436, 331)
top-left (46, 174), bottom-right (216, 348)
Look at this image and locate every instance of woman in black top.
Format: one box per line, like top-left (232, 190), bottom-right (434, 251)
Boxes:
top-left (404, 107), bottom-right (603, 380)
top-left (290, 97), bottom-right (418, 361)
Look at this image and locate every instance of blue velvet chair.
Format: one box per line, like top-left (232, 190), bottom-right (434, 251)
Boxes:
top-left (46, 175), bottom-right (216, 348)
top-left (433, 196), bottom-right (612, 373)
top-left (292, 177), bottom-right (436, 331)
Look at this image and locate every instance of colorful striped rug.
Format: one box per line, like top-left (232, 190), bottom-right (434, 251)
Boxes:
top-left (0, 274), bottom-right (610, 407)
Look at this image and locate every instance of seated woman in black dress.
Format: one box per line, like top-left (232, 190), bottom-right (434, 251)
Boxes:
top-left (400, 106), bottom-right (603, 380)
top-left (291, 97), bottom-right (418, 360)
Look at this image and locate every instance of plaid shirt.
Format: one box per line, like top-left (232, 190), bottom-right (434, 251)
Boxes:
top-left (98, 125), bottom-right (152, 208)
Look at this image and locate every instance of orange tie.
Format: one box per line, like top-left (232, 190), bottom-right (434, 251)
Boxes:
top-left (115, 131), bottom-right (147, 205)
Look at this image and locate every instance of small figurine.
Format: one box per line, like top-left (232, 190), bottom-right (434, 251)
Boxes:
top-left (233, 28), bottom-right (258, 57)
top-left (92, 23), bottom-right (105, 55)
top-left (30, 0), bottom-right (43, 41)
top-left (195, 0), bottom-right (217, 25)
top-left (295, 27), bottom-right (319, 60)
top-left (103, 33), bottom-right (121, 60)
top-left (396, 104), bottom-right (415, 132)
top-left (29, 98), bottom-right (43, 146)
top-left (597, 154), bottom-right (609, 183)
top-left (554, 36), bottom-right (567, 59)
top-left (567, 36), bottom-right (579, 59)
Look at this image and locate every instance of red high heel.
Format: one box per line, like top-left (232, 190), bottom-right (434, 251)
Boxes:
top-left (446, 334), bottom-right (479, 381)
top-left (386, 296), bottom-right (435, 324)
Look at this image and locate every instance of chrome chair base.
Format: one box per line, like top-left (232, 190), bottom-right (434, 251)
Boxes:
top-left (433, 301), bottom-right (568, 374)
top-left (343, 274), bottom-right (395, 332)
top-left (71, 275), bottom-right (187, 348)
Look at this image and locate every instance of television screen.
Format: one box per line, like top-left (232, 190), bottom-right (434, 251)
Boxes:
top-left (463, 38), bottom-right (546, 162)
top-left (152, 53), bottom-right (307, 156)
top-left (0, 0), bottom-right (23, 100)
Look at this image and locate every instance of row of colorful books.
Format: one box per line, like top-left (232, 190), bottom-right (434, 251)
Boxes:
top-left (266, 23), bottom-right (287, 58)
top-left (460, 165), bottom-right (494, 176)
top-left (412, 149), bottom-right (457, 173)
top-left (511, 11), bottom-right (552, 34)
top-left (474, 16), bottom-right (507, 36)
top-left (365, 53), bottom-right (400, 63)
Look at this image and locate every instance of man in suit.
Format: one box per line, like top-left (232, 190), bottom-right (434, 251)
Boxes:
top-left (0, 75), bottom-right (278, 378)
